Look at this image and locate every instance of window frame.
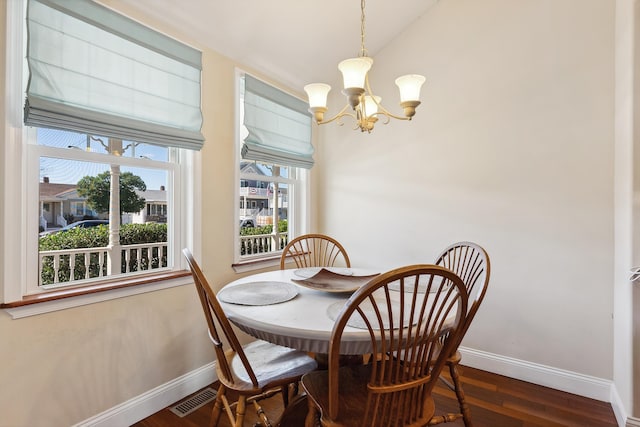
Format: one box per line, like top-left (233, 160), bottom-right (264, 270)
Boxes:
top-left (232, 70), bottom-right (311, 271)
top-left (1, 0), bottom-right (201, 318)
top-left (26, 135), bottom-right (181, 294)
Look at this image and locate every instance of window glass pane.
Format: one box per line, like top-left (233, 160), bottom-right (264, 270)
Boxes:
top-left (40, 156), bottom-right (110, 185)
top-left (36, 128), bottom-right (169, 161)
top-left (240, 160), bottom-right (290, 178)
top-left (121, 143), bottom-right (169, 162)
top-left (238, 162), bottom-right (290, 257)
top-left (38, 156), bottom-right (170, 287)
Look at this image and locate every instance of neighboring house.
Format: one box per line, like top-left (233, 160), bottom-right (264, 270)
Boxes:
top-left (128, 187), bottom-right (168, 224)
top-left (39, 177), bottom-right (100, 229)
top-left (239, 161), bottom-right (271, 218)
top-left (39, 177), bottom-right (167, 229)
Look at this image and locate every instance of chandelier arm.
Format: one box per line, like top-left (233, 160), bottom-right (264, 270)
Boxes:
top-left (368, 112), bottom-right (392, 125)
top-left (315, 104), bottom-right (356, 125)
top-left (372, 105), bottom-right (410, 122)
top-left (363, 74), bottom-right (411, 121)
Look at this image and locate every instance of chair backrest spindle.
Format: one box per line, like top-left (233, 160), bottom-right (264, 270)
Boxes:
top-left (434, 241), bottom-right (490, 338)
top-left (280, 233), bottom-right (351, 269)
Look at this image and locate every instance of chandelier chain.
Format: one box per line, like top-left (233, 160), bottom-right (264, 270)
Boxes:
top-left (360, 0), bottom-right (367, 57)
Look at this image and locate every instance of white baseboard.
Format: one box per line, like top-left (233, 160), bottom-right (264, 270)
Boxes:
top-left (610, 382), bottom-right (629, 427)
top-left (627, 416), bottom-right (640, 427)
top-left (73, 362), bottom-right (217, 427)
top-left (459, 347), bottom-right (612, 400)
top-left (75, 349), bottom-right (632, 427)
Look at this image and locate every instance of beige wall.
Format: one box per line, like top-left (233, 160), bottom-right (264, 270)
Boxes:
top-left (316, 0), bottom-right (615, 378)
top-left (0, 1), bottom-right (261, 425)
top-left (0, 288), bottom-right (211, 426)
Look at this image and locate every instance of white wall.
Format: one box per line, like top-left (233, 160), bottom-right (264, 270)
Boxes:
top-left (615, 0), bottom-right (636, 419)
top-left (317, 0), bottom-right (615, 380)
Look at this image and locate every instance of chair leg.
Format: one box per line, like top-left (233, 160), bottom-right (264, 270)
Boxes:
top-left (449, 362), bottom-right (473, 427)
top-left (210, 385), bottom-right (226, 427)
top-left (235, 395), bottom-right (247, 427)
top-left (282, 384), bottom-right (290, 408)
top-left (252, 399), bottom-right (272, 427)
top-left (304, 397), bottom-right (319, 427)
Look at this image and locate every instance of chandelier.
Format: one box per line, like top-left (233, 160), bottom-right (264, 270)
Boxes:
top-left (303, 0), bottom-right (426, 133)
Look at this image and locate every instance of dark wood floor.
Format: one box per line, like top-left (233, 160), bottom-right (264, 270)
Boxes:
top-left (132, 365), bottom-right (618, 427)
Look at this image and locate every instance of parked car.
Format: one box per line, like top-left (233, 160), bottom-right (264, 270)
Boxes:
top-left (39, 220), bottom-right (109, 237)
top-left (239, 218), bottom-right (256, 228)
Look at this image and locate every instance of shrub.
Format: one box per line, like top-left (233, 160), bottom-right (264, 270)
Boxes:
top-left (119, 222), bottom-right (167, 245)
top-left (39, 223), bottom-right (167, 285)
top-left (238, 220), bottom-right (287, 236)
top-left (119, 223), bottom-right (167, 272)
top-left (240, 224), bottom-right (272, 236)
top-left (239, 220), bottom-right (289, 255)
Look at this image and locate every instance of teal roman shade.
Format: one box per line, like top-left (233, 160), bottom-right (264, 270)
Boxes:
top-left (25, 0), bottom-right (204, 150)
top-left (242, 75), bottom-right (313, 169)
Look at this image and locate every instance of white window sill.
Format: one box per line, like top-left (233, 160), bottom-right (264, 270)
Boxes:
top-left (232, 255), bottom-right (283, 273)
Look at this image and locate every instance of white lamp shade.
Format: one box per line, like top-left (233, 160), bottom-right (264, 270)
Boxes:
top-left (395, 74), bottom-right (426, 102)
top-left (363, 95), bottom-right (381, 117)
top-left (304, 83), bottom-right (331, 108)
top-left (338, 57), bottom-right (373, 89)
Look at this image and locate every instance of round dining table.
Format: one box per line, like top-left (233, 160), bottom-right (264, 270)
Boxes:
top-left (218, 268), bottom-right (381, 355)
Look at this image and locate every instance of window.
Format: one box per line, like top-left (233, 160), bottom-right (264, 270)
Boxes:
top-left (1, 0), bottom-right (202, 314)
top-left (234, 72), bottom-right (312, 267)
top-left (32, 128), bottom-right (177, 291)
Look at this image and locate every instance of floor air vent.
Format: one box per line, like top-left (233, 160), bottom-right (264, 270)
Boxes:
top-left (169, 387), bottom-right (217, 417)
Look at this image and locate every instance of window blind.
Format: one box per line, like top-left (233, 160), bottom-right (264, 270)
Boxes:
top-left (25, 0), bottom-right (204, 150)
top-left (242, 75), bottom-right (313, 169)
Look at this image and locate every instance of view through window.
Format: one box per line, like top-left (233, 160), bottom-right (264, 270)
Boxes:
top-left (238, 160), bottom-right (293, 259)
top-left (35, 128), bottom-right (174, 289)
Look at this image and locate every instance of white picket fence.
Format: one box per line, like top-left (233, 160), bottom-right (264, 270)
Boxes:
top-left (39, 242), bottom-right (168, 286)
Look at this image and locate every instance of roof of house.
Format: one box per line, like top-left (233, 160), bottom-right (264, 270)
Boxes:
top-left (39, 182), bottom-right (77, 200)
top-left (241, 161), bottom-right (268, 175)
top-left (40, 182), bottom-right (167, 203)
top-left (137, 189), bottom-right (166, 202)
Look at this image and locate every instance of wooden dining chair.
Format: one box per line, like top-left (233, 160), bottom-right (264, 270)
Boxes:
top-left (182, 249), bottom-right (318, 427)
top-left (430, 242), bottom-right (491, 427)
top-left (280, 233), bottom-right (351, 270)
top-left (301, 265), bottom-right (469, 427)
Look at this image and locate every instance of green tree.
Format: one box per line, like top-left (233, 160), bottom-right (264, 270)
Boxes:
top-left (77, 171), bottom-right (147, 214)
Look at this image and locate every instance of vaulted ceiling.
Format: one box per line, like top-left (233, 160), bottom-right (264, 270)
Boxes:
top-left (116, 0), bottom-right (439, 90)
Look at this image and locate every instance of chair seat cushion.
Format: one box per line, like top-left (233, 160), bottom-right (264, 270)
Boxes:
top-left (232, 340), bottom-right (317, 387)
